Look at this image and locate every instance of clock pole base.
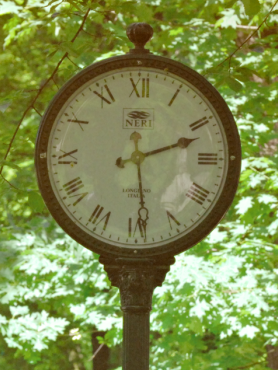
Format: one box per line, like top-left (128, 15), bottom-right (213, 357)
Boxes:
top-left (99, 256), bottom-right (175, 370)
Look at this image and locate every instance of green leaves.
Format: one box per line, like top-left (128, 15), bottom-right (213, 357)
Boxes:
top-left (0, 1), bottom-right (21, 15)
top-left (0, 160), bottom-right (20, 170)
top-left (239, 325), bottom-right (260, 339)
top-left (235, 197), bottom-right (253, 215)
top-left (215, 8), bottom-right (241, 28)
top-left (188, 317), bottom-right (203, 335)
top-left (27, 191), bottom-right (45, 213)
top-left (226, 76), bottom-right (243, 91)
top-left (0, 310), bottom-right (70, 352)
top-left (58, 41), bottom-right (81, 58)
top-left (241, 0), bottom-right (261, 17)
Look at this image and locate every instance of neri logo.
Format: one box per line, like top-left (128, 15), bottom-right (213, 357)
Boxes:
top-left (123, 108), bottom-right (154, 130)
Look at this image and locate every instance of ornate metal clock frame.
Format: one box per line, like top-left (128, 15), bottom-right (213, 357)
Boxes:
top-left (35, 23), bottom-right (241, 370)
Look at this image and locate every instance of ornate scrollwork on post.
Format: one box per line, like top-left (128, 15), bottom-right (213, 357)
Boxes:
top-left (117, 268), bottom-right (154, 310)
top-left (100, 256), bottom-right (175, 311)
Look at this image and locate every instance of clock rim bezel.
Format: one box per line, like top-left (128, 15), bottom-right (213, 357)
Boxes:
top-left (35, 53), bottom-right (241, 258)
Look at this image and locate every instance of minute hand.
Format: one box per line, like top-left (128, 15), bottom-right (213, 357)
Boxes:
top-left (144, 137), bottom-right (199, 157)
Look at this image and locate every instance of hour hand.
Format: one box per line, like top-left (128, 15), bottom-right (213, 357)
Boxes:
top-left (116, 131), bottom-right (142, 168)
top-left (130, 131), bottom-right (142, 150)
top-left (115, 157), bottom-right (130, 168)
top-left (116, 150), bottom-right (146, 168)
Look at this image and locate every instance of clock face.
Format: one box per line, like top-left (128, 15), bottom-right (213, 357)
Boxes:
top-left (36, 56), bottom-right (241, 257)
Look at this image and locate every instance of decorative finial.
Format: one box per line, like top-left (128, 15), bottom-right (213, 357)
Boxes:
top-left (126, 23), bottom-right (153, 54)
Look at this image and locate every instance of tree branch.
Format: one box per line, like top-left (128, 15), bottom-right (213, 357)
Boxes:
top-left (209, 24), bottom-right (258, 30)
top-left (71, 8), bottom-right (90, 43)
top-left (32, 105), bottom-right (42, 117)
top-left (67, 55), bottom-right (82, 69)
top-left (88, 343), bottom-right (104, 361)
top-left (217, 0), bottom-right (278, 68)
top-left (0, 174), bottom-right (19, 190)
top-left (51, 76), bottom-right (60, 90)
top-left (0, 8), bottom-right (91, 176)
top-left (82, 29), bottom-right (96, 38)
top-left (230, 360), bottom-right (266, 369)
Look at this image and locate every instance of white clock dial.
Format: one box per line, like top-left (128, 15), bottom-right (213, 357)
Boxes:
top-left (46, 67), bottom-right (228, 249)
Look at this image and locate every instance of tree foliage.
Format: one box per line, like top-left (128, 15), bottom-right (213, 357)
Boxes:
top-left (0, 0), bottom-right (278, 369)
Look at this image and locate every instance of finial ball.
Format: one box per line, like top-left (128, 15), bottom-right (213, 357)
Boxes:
top-left (126, 23), bottom-right (153, 51)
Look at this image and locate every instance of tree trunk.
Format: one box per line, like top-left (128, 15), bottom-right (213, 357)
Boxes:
top-left (92, 331), bottom-right (110, 370)
top-left (266, 345), bottom-right (278, 369)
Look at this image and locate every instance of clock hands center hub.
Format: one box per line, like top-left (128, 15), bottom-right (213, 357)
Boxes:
top-left (131, 149), bottom-right (145, 165)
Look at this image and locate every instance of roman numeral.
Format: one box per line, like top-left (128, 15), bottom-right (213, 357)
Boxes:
top-left (168, 88), bottom-right (181, 106)
top-left (186, 183), bottom-right (209, 205)
top-left (88, 205), bottom-right (111, 230)
top-left (58, 149), bottom-right (78, 164)
top-left (166, 211), bottom-right (181, 232)
top-left (128, 217), bottom-right (146, 238)
top-left (198, 153), bottom-right (218, 165)
top-left (62, 177), bottom-right (88, 206)
top-left (93, 84), bottom-right (115, 107)
top-left (67, 113), bottom-right (89, 131)
top-left (190, 116), bottom-right (209, 131)
top-left (63, 177), bottom-right (83, 194)
top-left (129, 78), bottom-right (149, 98)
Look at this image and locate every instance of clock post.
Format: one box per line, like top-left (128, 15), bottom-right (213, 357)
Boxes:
top-left (100, 256), bottom-right (175, 370)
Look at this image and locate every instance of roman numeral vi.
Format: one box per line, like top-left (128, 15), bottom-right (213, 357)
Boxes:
top-left (128, 217), bottom-right (146, 238)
